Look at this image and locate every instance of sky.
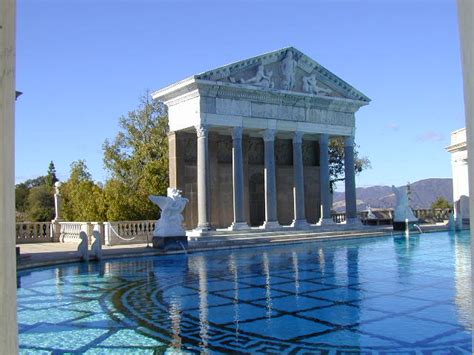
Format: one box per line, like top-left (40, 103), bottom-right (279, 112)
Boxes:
top-left (15, 0), bottom-right (465, 190)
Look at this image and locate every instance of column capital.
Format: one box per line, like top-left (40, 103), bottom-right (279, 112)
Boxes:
top-left (344, 135), bottom-right (355, 147)
top-left (232, 126), bottom-right (243, 140)
top-left (262, 129), bottom-right (276, 142)
top-left (319, 133), bottom-right (329, 146)
top-left (195, 124), bottom-right (208, 138)
top-left (293, 131), bottom-right (304, 144)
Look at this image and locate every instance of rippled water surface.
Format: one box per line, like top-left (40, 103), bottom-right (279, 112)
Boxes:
top-left (18, 231), bottom-right (472, 354)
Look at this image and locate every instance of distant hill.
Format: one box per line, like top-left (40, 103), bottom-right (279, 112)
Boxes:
top-left (333, 178), bottom-right (453, 212)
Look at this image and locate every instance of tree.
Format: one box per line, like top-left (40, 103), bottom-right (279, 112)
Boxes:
top-left (328, 137), bottom-right (371, 193)
top-left (61, 160), bottom-right (107, 221)
top-left (45, 161), bottom-right (59, 188)
top-left (15, 165), bottom-right (55, 221)
top-left (431, 197), bottom-right (452, 210)
top-left (102, 92), bottom-right (169, 221)
top-left (26, 185), bottom-right (55, 221)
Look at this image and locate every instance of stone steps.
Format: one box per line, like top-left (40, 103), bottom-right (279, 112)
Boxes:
top-left (187, 227), bottom-right (390, 249)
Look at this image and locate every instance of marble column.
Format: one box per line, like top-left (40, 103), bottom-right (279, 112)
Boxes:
top-left (229, 127), bottom-right (249, 230)
top-left (0, 0), bottom-right (19, 351)
top-left (344, 136), bottom-right (360, 225)
top-left (318, 134), bottom-right (334, 225)
top-left (261, 129), bottom-right (280, 230)
top-left (195, 124), bottom-right (211, 232)
top-left (291, 132), bottom-right (309, 229)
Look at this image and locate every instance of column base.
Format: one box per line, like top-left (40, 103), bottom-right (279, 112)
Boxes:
top-left (260, 221), bottom-right (281, 230)
top-left (291, 219), bottom-right (311, 230)
top-left (188, 224), bottom-right (212, 237)
top-left (228, 222), bottom-right (250, 231)
top-left (316, 218), bottom-right (336, 226)
top-left (345, 218), bottom-right (363, 227)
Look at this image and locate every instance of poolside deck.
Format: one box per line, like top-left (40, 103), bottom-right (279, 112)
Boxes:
top-left (17, 223), bottom-right (450, 270)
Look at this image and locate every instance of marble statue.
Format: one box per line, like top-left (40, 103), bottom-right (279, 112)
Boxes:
top-left (392, 185), bottom-right (418, 222)
top-left (366, 206), bottom-right (377, 220)
top-left (302, 74), bottom-right (332, 95)
top-left (149, 188), bottom-right (189, 237)
top-left (53, 181), bottom-right (62, 221)
top-left (281, 51), bottom-right (297, 90)
top-left (237, 64), bottom-right (274, 88)
top-left (90, 230), bottom-right (102, 260)
top-left (77, 231), bottom-right (89, 261)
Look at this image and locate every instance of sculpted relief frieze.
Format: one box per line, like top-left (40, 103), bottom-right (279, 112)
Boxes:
top-left (210, 49), bottom-right (339, 99)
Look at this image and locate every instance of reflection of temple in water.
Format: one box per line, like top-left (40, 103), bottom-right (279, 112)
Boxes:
top-left (454, 234), bottom-right (472, 330)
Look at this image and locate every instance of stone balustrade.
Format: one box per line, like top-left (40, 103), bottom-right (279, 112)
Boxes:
top-left (59, 222), bottom-right (87, 243)
top-left (103, 220), bottom-right (155, 246)
top-left (413, 209), bottom-right (451, 223)
top-left (331, 213), bottom-right (347, 224)
top-left (15, 208), bottom-right (452, 246)
top-left (16, 222), bottom-right (52, 244)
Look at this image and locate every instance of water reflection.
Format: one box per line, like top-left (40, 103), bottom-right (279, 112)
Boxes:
top-left (228, 254), bottom-right (240, 339)
top-left (453, 232), bottom-right (472, 329)
top-left (292, 251), bottom-right (300, 295)
top-left (196, 255), bottom-right (209, 352)
top-left (262, 252), bottom-right (273, 319)
top-left (17, 232), bottom-right (472, 353)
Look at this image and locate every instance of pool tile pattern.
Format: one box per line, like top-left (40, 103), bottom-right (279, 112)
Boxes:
top-left (18, 231), bottom-right (472, 353)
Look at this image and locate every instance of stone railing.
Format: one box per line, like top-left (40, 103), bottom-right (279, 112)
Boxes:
top-left (17, 208), bottom-right (451, 246)
top-left (331, 208), bottom-right (452, 225)
top-left (59, 222), bottom-right (86, 243)
top-left (16, 222), bottom-right (52, 244)
top-left (413, 208), bottom-right (451, 223)
top-left (331, 213), bottom-right (346, 223)
top-left (104, 220), bottom-right (155, 246)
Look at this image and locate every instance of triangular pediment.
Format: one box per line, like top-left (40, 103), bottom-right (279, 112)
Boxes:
top-left (194, 47), bottom-right (370, 102)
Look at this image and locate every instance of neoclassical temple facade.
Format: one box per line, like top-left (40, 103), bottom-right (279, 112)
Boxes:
top-left (152, 47), bottom-right (370, 233)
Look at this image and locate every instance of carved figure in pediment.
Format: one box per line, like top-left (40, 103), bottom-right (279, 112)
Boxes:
top-left (237, 64), bottom-right (274, 89)
top-left (281, 51), bottom-right (298, 90)
top-left (302, 74), bottom-right (332, 96)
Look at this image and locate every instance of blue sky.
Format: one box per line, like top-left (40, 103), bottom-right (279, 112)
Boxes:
top-left (16, 0), bottom-right (464, 190)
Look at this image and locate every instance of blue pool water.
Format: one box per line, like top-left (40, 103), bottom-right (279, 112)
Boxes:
top-left (18, 231), bottom-right (472, 354)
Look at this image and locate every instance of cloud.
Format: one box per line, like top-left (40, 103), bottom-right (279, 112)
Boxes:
top-left (417, 131), bottom-right (444, 142)
top-left (386, 122), bottom-right (399, 131)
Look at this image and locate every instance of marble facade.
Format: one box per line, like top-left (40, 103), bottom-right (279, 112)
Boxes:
top-left (152, 47), bottom-right (370, 233)
top-left (446, 128), bottom-right (470, 225)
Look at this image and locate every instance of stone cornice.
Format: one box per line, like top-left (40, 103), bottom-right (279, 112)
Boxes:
top-left (153, 77), bottom-right (367, 113)
top-left (198, 80), bottom-right (366, 112)
top-left (446, 141), bottom-right (467, 153)
top-left (151, 77), bottom-right (198, 104)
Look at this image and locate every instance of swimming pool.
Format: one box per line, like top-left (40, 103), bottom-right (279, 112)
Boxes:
top-left (18, 231), bottom-right (472, 353)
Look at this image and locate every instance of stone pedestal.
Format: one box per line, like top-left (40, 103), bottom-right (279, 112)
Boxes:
top-left (393, 221), bottom-right (417, 231)
top-left (152, 236), bottom-right (188, 251)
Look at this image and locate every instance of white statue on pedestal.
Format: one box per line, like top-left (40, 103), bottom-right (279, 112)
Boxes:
top-left (392, 185), bottom-right (418, 222)
top-left (149, 188), bottom-right (188, 237)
